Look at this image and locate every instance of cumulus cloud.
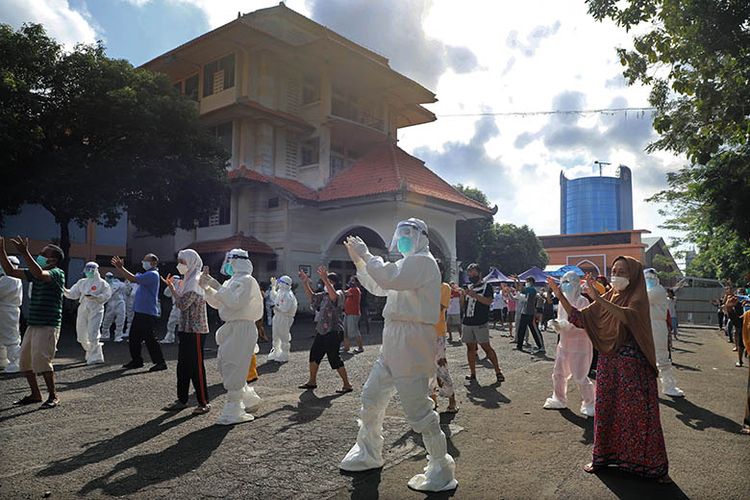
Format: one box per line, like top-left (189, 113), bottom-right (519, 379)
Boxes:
top-left (506, 21), bottom-right (561, 57)
top-left (1, 0), bottom-right (99, 48)
top-left (308, 0), bottom-right (480, 89)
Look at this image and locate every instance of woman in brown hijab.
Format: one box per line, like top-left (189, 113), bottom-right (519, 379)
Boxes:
top-left (548, 256), bottom-right (671, 483)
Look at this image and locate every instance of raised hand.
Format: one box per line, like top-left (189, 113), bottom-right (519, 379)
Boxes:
top-left (10, 236), bottom-right (29, 254)
top-left (298, 269), bottom-right (309, 282)
top-left (546, 276), bottom-right (561, 296)
top-left (111, 256), bottom-right (125, 269)
top-left (585, 276), bottom-right (601, 300)
top-left (317, 266), bottom-right (328, 279)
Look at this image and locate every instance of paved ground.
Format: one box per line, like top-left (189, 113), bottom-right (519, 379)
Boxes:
top-left (0, 319), bottom-right (747, 499)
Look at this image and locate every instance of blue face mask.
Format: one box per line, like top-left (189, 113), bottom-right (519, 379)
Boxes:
top-left (223, 263), bottom-right (234, 276)
top-left (560, 282), bottom-right (573, 294)
top-left (397, 236), bottom-right (413, 255)
top-left (645, 277), bottom-right (658, 290)
top-left (36, 255), bottom-right (48, 267)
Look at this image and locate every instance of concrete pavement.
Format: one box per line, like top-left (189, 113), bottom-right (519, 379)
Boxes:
top-left (0, 321), bottom-right (747, 499)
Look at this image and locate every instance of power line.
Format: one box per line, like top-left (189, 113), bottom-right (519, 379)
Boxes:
top-left (435, 106), bottom-right (656, 118)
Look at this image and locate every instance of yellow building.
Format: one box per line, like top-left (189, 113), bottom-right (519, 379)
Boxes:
top-left (131, 4), bottom-right (494, 301)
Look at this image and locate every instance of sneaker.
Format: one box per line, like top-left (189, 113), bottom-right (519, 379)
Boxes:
top-left (148, 363), bottom-right (168, 372)
top-left (354, 347), bottom-right (364, 353)
top-left (533, 348), bottom-right (546, 356)
top-left (122, 361), bottom-right (144, 369)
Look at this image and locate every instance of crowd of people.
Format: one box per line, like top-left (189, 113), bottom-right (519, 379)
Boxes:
top-left (1, 215), bottom-right (749, 492)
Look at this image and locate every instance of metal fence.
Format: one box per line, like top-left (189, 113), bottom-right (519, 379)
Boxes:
top-left (674, 276), bottom-right (724, 326)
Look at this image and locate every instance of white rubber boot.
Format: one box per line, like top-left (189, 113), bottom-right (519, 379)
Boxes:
top-left (407, 429), bottom-right (458, 492)
top-left (340, 419), bottom-right (386, 472)
top-left (543, 396), bottom-right (566, 410)
top-left (86, 343), bottom-right (105, 365)
top-left (5, 344), bottom-right (20, 373)
top-left (216, 390), bottom-right (254, 426)
top-left (660, 367), bottom-right (685, 397)
top-left (242, 384), bottom-right (262, 413)
top-left (0, 346), bottom-right (7, 370)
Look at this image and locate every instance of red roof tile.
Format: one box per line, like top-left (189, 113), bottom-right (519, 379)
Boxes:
top-left (189, 233), bottom-right (275, 255)
top-left (319, 142), bottom-right (495, 214)
top-left (228, 144), bottom-right (495, 215)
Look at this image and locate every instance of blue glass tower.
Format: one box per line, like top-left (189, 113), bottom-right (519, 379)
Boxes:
top-left (560, 166), bottom-right (633, 234)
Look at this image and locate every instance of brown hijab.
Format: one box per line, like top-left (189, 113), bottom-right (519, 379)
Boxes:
top-left (580, 256), bottom-right (657, 375)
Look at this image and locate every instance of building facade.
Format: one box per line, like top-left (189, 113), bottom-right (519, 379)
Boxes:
top-left (560, 166), bottom-right (633, 234)
top-left (131, 5), bottom-right (494, 307)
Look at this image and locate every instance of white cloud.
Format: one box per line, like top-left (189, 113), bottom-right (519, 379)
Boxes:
top-left (0, 0), bottom-right (99, 47)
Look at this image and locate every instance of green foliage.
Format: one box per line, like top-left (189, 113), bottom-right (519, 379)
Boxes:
top-left (587, 0), bottom-right (750, 278)
top-left (0, 24), bottom-right (229, 266)
top-left (452, 185), bottom-right (547, 273)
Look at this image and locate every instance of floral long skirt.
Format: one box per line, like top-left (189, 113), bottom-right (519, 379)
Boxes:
top-left (592, 341), bottom-right (669, 478)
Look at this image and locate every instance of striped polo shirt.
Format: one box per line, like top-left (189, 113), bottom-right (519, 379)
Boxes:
top-left (25, 268), bottom-right (65, 327)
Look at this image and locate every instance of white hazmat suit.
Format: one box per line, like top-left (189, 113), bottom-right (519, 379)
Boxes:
top-left (645, 269), bottom-right (684, 397)
top-left (200, 249), bottom-right (264, 425)
top-left (101, 273), bottom-right (126, 341)
top-left (161, 277), bottom-right (181, 344)
top-left (267, 275), bottom-right (297, 363)
top-left (543, 271), bottom-right (596, 416)
top-left (65, 262), bottom-right (112, 364)
top-left (340, 218), bottom-right (457, 493)
top-left (0, 256), bottom-right (23, 372)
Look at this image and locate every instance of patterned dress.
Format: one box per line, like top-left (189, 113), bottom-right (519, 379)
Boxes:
top-left (571, 309), bottom-right (669, 478)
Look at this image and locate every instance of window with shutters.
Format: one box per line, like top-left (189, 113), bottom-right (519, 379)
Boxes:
top-left (285, 134), bottom-right (299, 177)
top-left (203, 53), bottom-right (235, 97)
top-left (285, 77), bottom-right (301, 115)
top-left (301, 137), bottom-right (319, 166)
top-left (198, 195), bottom-right (230, 227)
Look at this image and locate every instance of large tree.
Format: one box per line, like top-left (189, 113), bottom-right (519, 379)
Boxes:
top-left (586, 0), bottom-right (750, 279)
top-left (0, 24), bottom-right (229, 272)
top-left (453, 184), bottom-right (493, 266)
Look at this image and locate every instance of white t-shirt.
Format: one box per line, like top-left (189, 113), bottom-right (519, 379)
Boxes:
top-left (447, 295), bottom-right (461, 315)
top-left (490, 290), bottom-right (506, 311)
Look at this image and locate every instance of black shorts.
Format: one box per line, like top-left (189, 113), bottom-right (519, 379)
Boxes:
top-left (491, 309), bottom-right (503, 321)
top-left (309, 331), bottom-right (344, 370)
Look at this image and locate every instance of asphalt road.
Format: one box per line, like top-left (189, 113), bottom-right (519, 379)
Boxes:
top-left (0, 320), bottom-right (747, 499)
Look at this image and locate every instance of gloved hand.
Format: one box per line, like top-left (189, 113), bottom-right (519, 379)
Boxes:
top-left (199, 271), bottom-right (220, 291)
top-left (345, 236), bottom-right (369, 264)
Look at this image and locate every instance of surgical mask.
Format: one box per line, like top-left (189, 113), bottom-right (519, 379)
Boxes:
top-left (223, 263), bottom-right (234, 276)
top-left (645, 277), bottom-right (658, 290)
top-left (85, 271), bottom-right (95, 278)
top-left (526, 282), bottom-right (533, 289)
top-left (396, 236), bottom-right (413, 255)
top-left (560, 282), bottom-right (573, 294)
top-left (36, 255), bottom-right (48, 267)
top-left (610, 276), bottom-right (630, 291)
top-left (176, 263), bottom-right (188, 275)
top-left (142, 261), bottom-right (152, 271)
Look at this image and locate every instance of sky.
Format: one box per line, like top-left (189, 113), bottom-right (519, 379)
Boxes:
top-left (1, 0), bottom-right (686, 247)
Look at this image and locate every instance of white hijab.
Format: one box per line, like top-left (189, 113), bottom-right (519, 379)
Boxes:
top-left (175, 249), bottom-right (204, 297)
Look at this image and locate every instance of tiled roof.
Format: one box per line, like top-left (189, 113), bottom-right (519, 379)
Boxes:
top-left (319, 142), bottom-right (495, 214)
top-left (188, 233), bottom-right (275, 255)
top-left (229, 143), bottom-right (495, 215)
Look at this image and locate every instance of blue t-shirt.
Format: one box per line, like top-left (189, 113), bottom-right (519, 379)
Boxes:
top-left (134, 268), bottom-right (160, 316)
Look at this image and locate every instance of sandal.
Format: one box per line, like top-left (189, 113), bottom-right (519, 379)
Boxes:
top-left (465, 375), bottom-right (476, 381)
top-left (13, 395), bottom-right (42, 406)
top-left (444, 406), bottom-right (460, 414)
top-left (192, 404), bottom-right (211, 415)
top-left (40, 398), bottom-right (59, 409)
top-left (298, 383), bottom-right (317, 390)
top-left (582, 463), bottom-right (599, 474)
top-left (496, 371), bottom-right (506, 383)
top-left (740, 426), bottom-right (750, 435)
top-left (656, 474), bottom-right (673, 484)
top-left (336, 387), bottom-right (353, 394)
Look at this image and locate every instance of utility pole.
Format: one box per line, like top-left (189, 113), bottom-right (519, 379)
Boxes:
top-left (594, 160), bottom-right (611, 176)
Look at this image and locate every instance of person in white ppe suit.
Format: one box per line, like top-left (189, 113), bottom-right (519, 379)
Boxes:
top-left (340, 218), bottom-right (457, 493)
top-left (199, 249), bottom-right (264, 425)
top-left (160, 276), bottom-right (181, 344)
top-left (64, 262), bottom-right (112, 364)
top-left (644, 268), bottom-right (685, 397)
top-left (101, 272), bottom-right (126, 341)
top-left (543, 270), bottom-right (596, 416)
top-left (119, 282), bottom-right (138, 342)
top-left (267, 275), bottom-right (297, 363)
top-left (0, 256), bottom-right (24, 372)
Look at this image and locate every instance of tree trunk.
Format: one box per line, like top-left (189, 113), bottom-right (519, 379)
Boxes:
top-left (58, 217), bottom-right (71, 280)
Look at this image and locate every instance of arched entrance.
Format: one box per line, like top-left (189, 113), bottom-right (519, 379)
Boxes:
top-left (324, 226), bottom-right (388, 284)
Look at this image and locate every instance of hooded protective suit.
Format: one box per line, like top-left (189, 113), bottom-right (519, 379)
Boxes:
top-left (121, 282), bottom-right (139, 340)
top-left (200, 249), bottom-right (264, 425)
top-left (340, 218), bottom-right (457, 493)
top-left (543, 271), bottom-right (596, 416)
top-left (101, 273), bottom-right (126, 341)
top-left (645, 269), bottom-right (684, 397)
top-left (267, 275), bottom-right (297, 363)
top-left (0, 256), bottom-right (23, 372)
top-left (65, 262), bottom-right (112, 364)
top-left (161, 277), bottom-right (181, 344)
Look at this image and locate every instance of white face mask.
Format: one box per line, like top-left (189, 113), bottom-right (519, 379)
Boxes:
top-left (610, 276), bottom-right (630, 291)
top-left (142, 261), bottom-right (153, 271)
top-left (176, 263), bottom-right (188, 275)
